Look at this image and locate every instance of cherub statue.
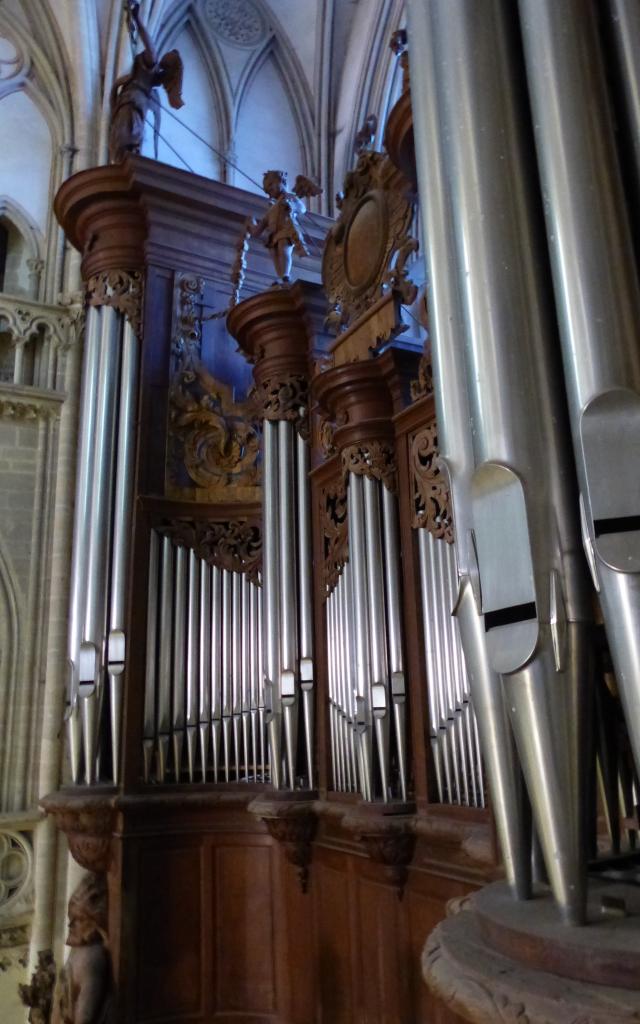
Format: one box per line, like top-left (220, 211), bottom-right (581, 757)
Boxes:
top-left (51, 873), bottom-right (114, 1024)
top-left (250, 170), bottom-right (322, 284)
top-left (108, 1), bottom-right (184, 164)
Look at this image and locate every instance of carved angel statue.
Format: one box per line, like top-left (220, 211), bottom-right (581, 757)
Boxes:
top-left (51, 873), bottom-right (114, 1024)
top-left (108, 1), bottom-right (184, 164)
top-left (250, 170), bottom-right (322, 284)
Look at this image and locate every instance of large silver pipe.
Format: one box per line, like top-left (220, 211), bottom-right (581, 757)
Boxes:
top-left (67, 304), bottom-right (102, 782)
top-left (143, 530), bottom-right (160, 782)
top-left (157, 536), bottom-right (174, 781)
top-left (199, 560), bottom-right (211, 781)
top-left (211, 565), bottom-right (221, 782)
top-left (107, 318), bottom-right (138, 785)
top-left (221, 568), bottom-right (232, 781)
top-left (363, 476), bottom-right (390, 801)
top-left (185, 551), bottom-right (199, 782)
top-left (519, 0), bottom-right (640, 786)
top-left (419, 0), bottom-right (591, 923)
top-left (381, 487), bottom-right (408, 801)
top-left (81, 306), bottom-right (121, 783)
top-left (232, 571), bottom-right (242, 778)
top-left (172, 545), bottom-right (188, 782)
top-left (263, 420), bottom-right (282, 788)
top-left (407, 0), bottom-right (535, 902)
top-left (249, 579), bottom-right (259, 781)
top-left (279, 419), bottom-right (298, 788)
top-left (605, 0), bottom-right (640, 203)
top-left (417, 529), bottom-right (444, 802)
top-left (296, 431), bottom-right (314, 788)
top-left (347, 475), bottom-right (374, 800)
top-left (241, 572), bottom-right (251, 781)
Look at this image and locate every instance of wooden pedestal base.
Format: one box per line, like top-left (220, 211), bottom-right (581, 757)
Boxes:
top-left (423, 882), bottom-right (640, 1023)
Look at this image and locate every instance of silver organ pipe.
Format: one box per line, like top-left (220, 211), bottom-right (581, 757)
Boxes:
top-left (257, 414), bottom-right (315, 791)
top-left (409, 0), bottom-right (592, 924)
top-left (408, 0), bottom-right (532, 901)
top-left (142, 534), bottom-right (264, 784)
top-left (66, 305), bottom-right (137, 786)
top-left (417, 529), bottom-right (485, 808)
top-left (327, 472), bottom-right (408, 802)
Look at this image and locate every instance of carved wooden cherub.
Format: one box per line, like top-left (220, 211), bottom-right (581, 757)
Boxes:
top-left (250, 170), bottom-right (322, 284)
top-left (108, 1), bottom-right (184, 164)
top-left (51, 873), bottom-right (114, 1024)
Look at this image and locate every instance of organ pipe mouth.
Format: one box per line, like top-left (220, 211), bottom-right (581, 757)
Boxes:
top-left (484, 603), bottom-right (537, 633)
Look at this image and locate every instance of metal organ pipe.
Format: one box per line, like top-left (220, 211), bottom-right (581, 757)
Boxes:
top-left (66, 304), bottom-right (138, 787)
top-left (416, 0), bottom-right (592, 924)
top-left (519, 0), bottom-right (640, 788)
top-left (141, 539), bottom-right (263, 785)
top-left (263, 420), bottom-right (282, 788)
top-left (407, 0), bottom-right (532, 900)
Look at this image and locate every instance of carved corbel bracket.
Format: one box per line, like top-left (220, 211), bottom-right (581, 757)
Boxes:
top-left (40, 794), bottom-right (116, 873)
top-left (410, 421), bottom-right (454, 542)
top-left (248, 796), bottom-right (317, 894)
top-left (342, 810), bottom-right (416, 897)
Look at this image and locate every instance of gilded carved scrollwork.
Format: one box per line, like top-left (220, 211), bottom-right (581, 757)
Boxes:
top-left (410, 424), bottom-right (453, 543)
top-left (158, 517), bottom-right (262, 583)
top-left (341, 440), bottom-right (397, 494)
top-left (410, 350), bottom-right (434, 401)
top-left (323, 149), bottom-right (417, 333)
top-left (168, 274), bottom-right (261, 497)
top-left (86, 270), bottom-right (143, 337)
top-left (169, 363), bottom-right (260, 491)
top-left (321, 482), bottom-right (348, 595)
top-left (257, 373), bottom-right (309, 434)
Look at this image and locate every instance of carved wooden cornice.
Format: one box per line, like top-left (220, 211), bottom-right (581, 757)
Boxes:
top-left (157, 516), bottom-right (262, 582)
top-left (86, 269), bottom-right (144, 337)
top-left (226, 283), bottom-right (313, 433)
top-left (248, 795), bottom-right (317, 893)
top-left (410, 422), bottom-right (454, 543)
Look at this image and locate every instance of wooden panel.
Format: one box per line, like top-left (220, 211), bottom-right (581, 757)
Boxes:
top-left (354, 877), bottom-right (410, 1024)
top-left (213, 843), bottom-right (277, 1015)
top-left (315, 858), bottom-right (355, 1023)
top-left (137, 843), bottom-right (203, 1020)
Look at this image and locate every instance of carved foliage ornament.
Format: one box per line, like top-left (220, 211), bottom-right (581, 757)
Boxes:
top-left (158, 518), bottom-right (262, 582)
top-left (342, 440), bottom-right (397, 494)
top-left (257, 373), bottom-right (309, 432)
top-left (321, 481), bottom-right (348, 595)
top-left (86, 270), bottom-right (143, 337)
top-left (410, 423), bottom-right (453, 542)
top-left (169, 275), bottom-right (260, 495)
top-left (323, 149), bottom-right (418, 333)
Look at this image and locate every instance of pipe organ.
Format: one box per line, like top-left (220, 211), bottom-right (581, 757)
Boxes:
top-left (142, 532), bottom-right (266, 785)
top-left (43, 12), bottom-right (640, 1014)
top-left (67, 298), bottom-right (138, 787)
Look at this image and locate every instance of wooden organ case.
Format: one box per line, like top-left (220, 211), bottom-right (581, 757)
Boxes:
top-left (44, 83), bottom-right (498, 1024)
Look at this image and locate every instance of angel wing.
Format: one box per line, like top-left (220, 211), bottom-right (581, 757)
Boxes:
top-left (293, 174), bottom-right (323, 200)
top-left (159, 49), bottom-right (185, 110)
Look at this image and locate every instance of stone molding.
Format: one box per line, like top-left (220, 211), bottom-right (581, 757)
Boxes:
top-left (0, 384), bottom-right (64, 421)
